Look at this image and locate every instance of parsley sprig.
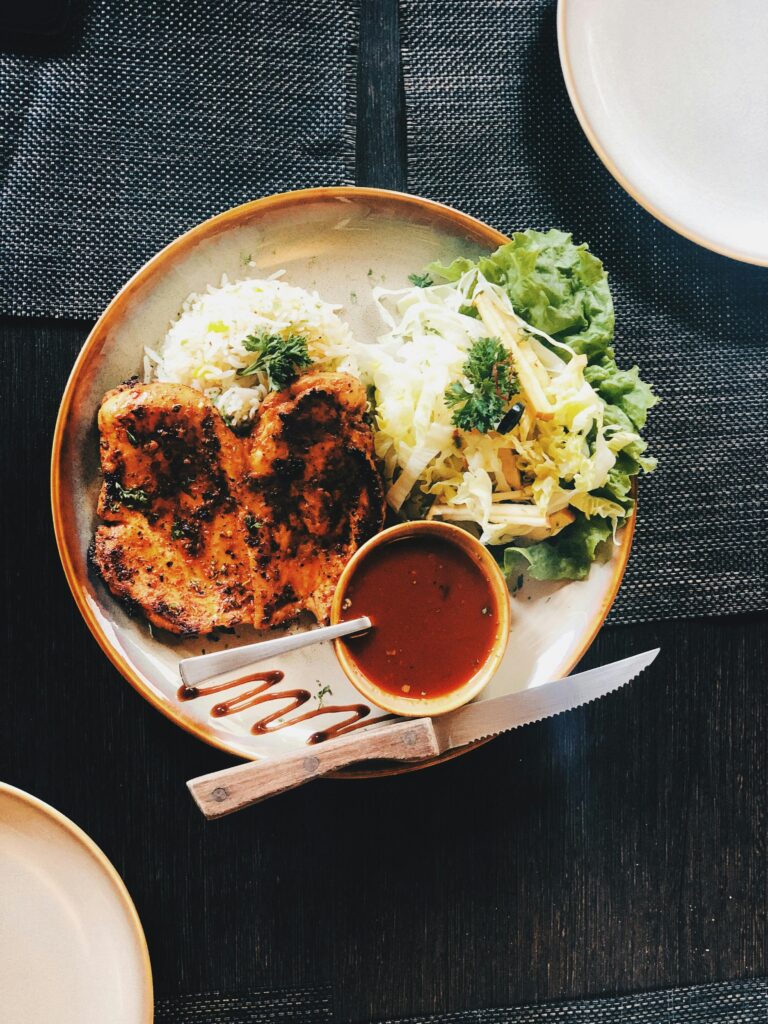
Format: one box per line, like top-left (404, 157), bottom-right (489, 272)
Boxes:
top-left (236, 331), bottom-right (312, 390)
top-left (444, 336), bottom-right (518, 433)
top-left (408, 272), bottom-right (433, 288)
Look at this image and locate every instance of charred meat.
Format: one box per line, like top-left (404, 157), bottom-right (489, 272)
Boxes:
top-left (91, 375), bottom-right (384, 634)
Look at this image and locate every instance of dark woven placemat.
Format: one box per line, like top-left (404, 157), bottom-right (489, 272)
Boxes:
top-left (378, 978), bottom-right (767, 1024)
top-left (0, 0), bottom-right (357, 319)
top-left (155, 985), bottom-right (333, 1023)
top-left (400, 0), bottom-right (768, 624)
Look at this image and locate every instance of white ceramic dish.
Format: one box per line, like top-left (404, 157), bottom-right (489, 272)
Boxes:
top-left (0, 783), bottom-right (152, 1023)
top-left (51, 187), bottom-right (633, 772)
top-left (559, 0), bottom-right (768, 265)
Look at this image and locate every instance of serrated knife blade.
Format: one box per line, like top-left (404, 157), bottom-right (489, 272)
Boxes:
top-left (432, 648), bottom-right (660, 753)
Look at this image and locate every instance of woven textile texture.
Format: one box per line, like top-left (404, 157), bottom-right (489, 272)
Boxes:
top-left (155, 985), bottom-right (332, 1023)
top-left (378, 977), bottom-right (768, 1024)
top-left (400, 0), bottom-right (768, 624)
top-left (0, 0), bottom-right (357, 318)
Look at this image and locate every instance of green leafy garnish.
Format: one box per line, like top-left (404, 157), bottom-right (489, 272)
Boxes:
top-left (114, 482), bottom-right (150, 509)
top-left (244, 513), bottom-right (262, 536)
top-left (236, 331), bottom-right (312, 390)
top-left (408, 272), bottom-right (433, 288)
top-left (171, 517), bottom-right (194, 541)
top-left (316, 683), bottom-right (333, 708)
top-left (430, 228), bottom-right (615, 361)
top-left (444, 337), bottom-right (517, 433)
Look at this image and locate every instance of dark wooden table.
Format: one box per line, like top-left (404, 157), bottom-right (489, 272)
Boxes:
top-left (1, 3), bottom-right (765, 1020)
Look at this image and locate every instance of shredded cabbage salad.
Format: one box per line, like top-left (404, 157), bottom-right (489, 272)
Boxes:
top-left (357, 229), bottom-right (657, 581)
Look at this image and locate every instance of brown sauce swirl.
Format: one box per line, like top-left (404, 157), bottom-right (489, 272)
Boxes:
top-left (178, 669), bottom-right (376, 744)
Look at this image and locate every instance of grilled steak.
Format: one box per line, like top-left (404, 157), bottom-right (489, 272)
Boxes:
top-left (91, 374), bottom-right (384, 635)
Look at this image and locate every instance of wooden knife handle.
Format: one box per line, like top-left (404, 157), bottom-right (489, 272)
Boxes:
top-left (187, 718), bottom-right (440, 818)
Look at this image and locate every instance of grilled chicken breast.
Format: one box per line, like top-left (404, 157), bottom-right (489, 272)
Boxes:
top-left (92, 382), bottom-right (254, 634)
top-left (92, 374), bottom-right (384, 635)
top-left (245, 372), bottom-right (385, 627)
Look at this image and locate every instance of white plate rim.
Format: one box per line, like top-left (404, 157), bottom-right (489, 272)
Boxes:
top-left (557, 0), bottom-right (768, 267)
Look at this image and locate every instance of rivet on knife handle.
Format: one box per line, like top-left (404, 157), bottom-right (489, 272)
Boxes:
top-left (187, 718), bottom-right (439, 818)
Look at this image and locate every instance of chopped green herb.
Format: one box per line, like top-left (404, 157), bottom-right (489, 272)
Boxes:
top-left (236, 331), bottom-right (312, 390)
top-left (170, 517), bottom-right (200, 546)
top-left (125, 429), bottom-right (139, 447)
top-left (171, 518), bottom-right (187, 541)
top-left (244, 513), bottom-right (262, 535)
top-left (241, 253), bottom-right (252, 266)
top-left (349, 291), bottom-right (358, 304)
top-left (444, 336), bottom-right (517, 433)
top-left (408, 272), bottom-right (433, 288)
top-left (114, 481), bottom-right (151, 509)
top-left (316, 683), bottom-right (333, 708)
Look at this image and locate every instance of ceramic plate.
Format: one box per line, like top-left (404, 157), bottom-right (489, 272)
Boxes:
top-left (0, 783), bottom-right (152, 1023)
top-left (558, 0), bottom-right (768, 265)
top-left (51, 187), bottom-right (633, 772)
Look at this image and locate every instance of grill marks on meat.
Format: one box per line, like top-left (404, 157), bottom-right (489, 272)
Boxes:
top-left (92, 383), bottom-right (254, 635)
top-left (245, 373), bottom-right (385, 627)
top-left (91, 374), bottom-right (384, 635)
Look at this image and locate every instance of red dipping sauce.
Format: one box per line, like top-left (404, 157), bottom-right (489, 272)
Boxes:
top-left (339, 535), bottom-right (500, 700)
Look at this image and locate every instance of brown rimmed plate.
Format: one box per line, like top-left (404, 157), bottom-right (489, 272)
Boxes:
top-left (51, 187), bottom-right (634, 775)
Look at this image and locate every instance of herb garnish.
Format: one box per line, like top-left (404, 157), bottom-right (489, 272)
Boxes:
top-left (244, 513), bottom-right (262, 536)
top-left (171, 517), bottom-right (193, 541)
top-left (408, 272), bottom-right (433, 288)
top-left (236, 331), bottom-right (312, 390)
top-left (316, 683), bottom-right (333, 708)
top-left (444, 336), bottom-right (518, 432)
top-left (114, 481), bottom-right (151, 509)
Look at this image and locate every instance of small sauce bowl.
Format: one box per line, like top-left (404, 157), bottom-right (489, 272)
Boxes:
top-left (331, 521), bottom-right (510, 717)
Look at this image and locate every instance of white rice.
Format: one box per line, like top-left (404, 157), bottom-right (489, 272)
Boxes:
top-left (145, 273), bottom-right (360, 426)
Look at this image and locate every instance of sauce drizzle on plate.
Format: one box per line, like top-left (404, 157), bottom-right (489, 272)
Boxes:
top-left (178, 671), bottom-right (374, 744)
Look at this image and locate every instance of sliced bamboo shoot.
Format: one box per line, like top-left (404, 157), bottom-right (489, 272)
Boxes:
top-left (475, 292), bottom-right (555, 420)
top-left (498, 448), bottom-right (522, 489)
top-left (428, 505), bottom-right (477, 521)
top-left (487, 507), bottom-right (550, 527)
top-left (523, 508), bottom-right (576, 542)
top-left (491, 489), bottom-right (530, 502)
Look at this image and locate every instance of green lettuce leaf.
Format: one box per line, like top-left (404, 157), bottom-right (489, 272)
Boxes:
top-left (430, 228), bottom-right (615, 361)
top-left (585, 360), bottom-right (658, 432)
top-left (502, 512), bottom-right (615, 582)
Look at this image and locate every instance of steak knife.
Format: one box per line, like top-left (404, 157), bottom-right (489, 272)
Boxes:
top-left (187, 649), bottom-right (659, 817)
